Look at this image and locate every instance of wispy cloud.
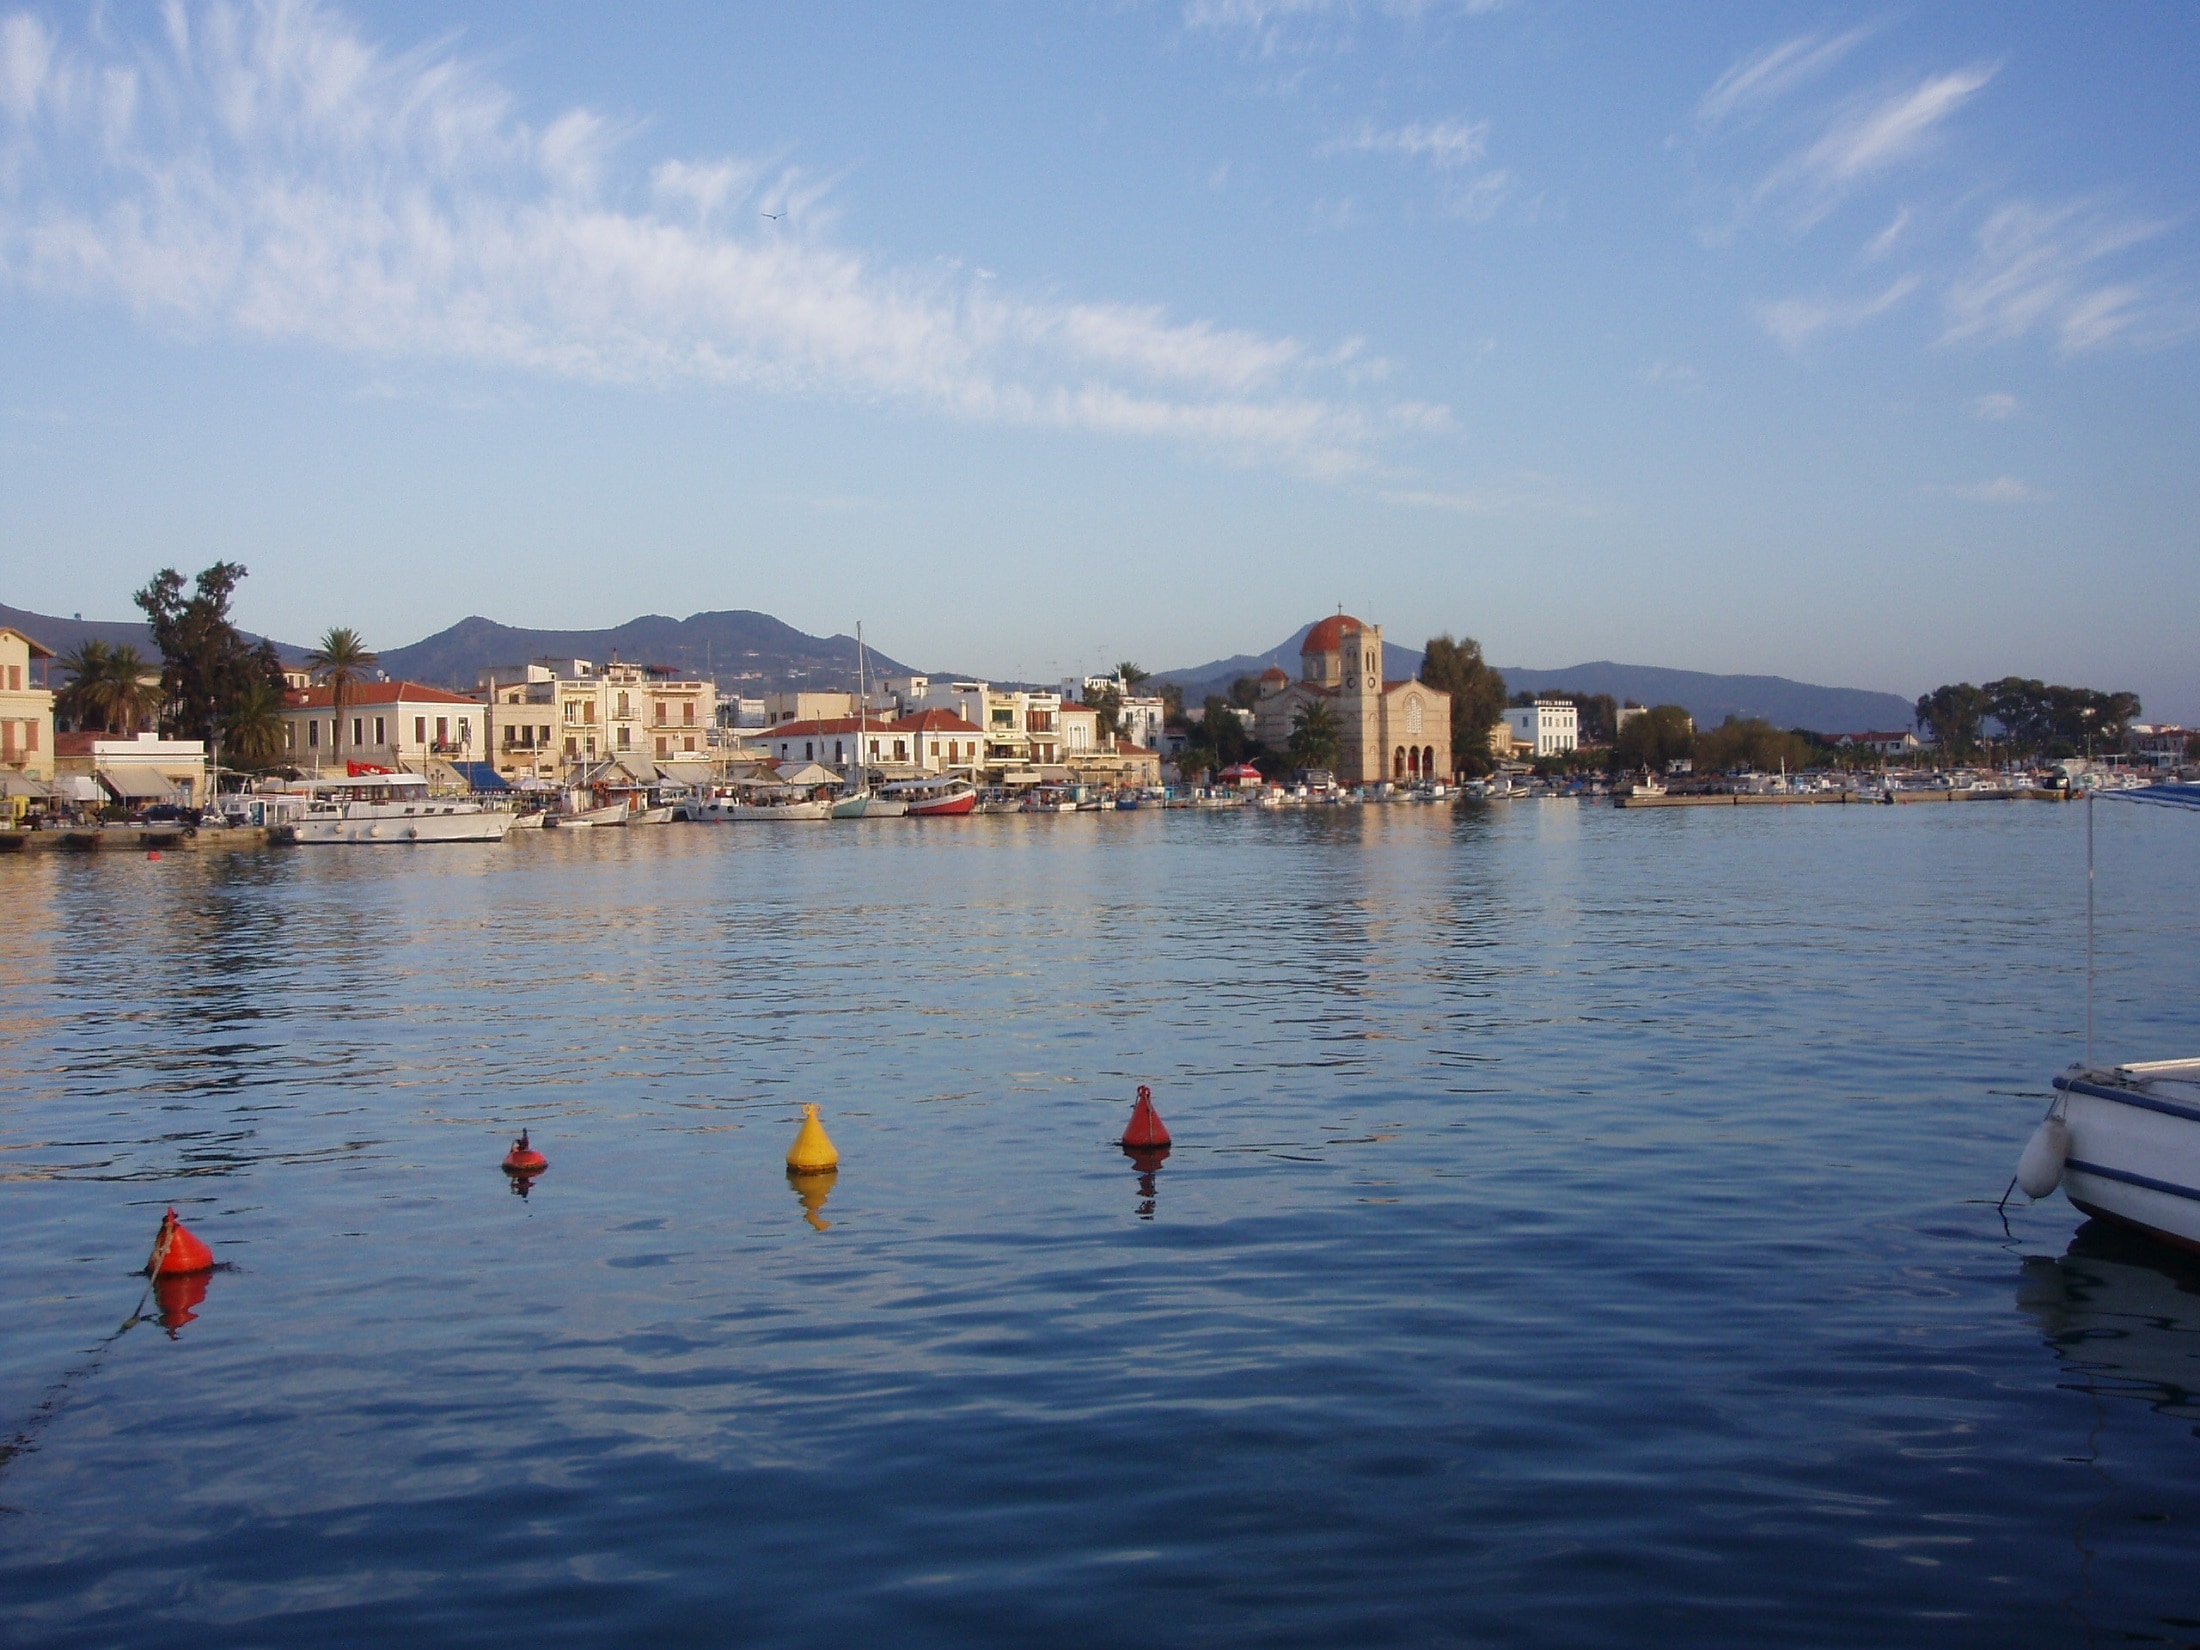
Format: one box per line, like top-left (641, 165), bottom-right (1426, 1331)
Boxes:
top-left (1758, 65), bottom-right (1996, 226)
top-left (1970, 392), bottom-right (2019, 420)
top-left (1697, 29), bottom-right (1872, 130)
top-left (1925, 476), bottom-right (2049, 503)
top-left (1756, 276), bottom-right (1918, 350)
top-left (1321, 116), bottom-right (1516, 219)
top-left (1185, 0), bottom-right (1503, 57)
top-left (0, 2), bottom-right (1427, 478)
top-left (1943, 199), bottom-right (2195, 355)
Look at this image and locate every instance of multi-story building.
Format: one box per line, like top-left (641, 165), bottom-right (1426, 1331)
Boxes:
top-left (1060, 674), bottom-right (1167, 752)
top-left (754, 711), bottom-right (985, 776)
top-left (1503, 701), bottom-right (1580, 759)
top-left (283, 681), bottom-right (488, 772)
top-left (1251, 615), bottom-right (1452, 783)
top-left (0, 626), bottom-right (56, 784)
top-left (479, 660), bottom-right (716, 778)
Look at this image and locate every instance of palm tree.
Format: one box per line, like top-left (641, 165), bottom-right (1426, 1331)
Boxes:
top-left (1289, 700), bottom-right (1341, 775)
top-left (305, 627), bottom-right (377, 767)
top-left (55, 640), bottom-right (113, 732)
top-left (1115, 660), bottom-right (1152, 692)
top-left (104, 645), bottom-right (162, 734)
top-left (224, 676), bottom-right (288, 770)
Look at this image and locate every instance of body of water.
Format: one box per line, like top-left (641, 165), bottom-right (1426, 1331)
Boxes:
top-left (3, 800), bottom-right (2198, 1646)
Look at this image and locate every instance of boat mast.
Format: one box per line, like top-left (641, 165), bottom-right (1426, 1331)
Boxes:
top-left (2086, 786), bottom-right (2095, 1066)
top-left (855, 622), bottom-right (868, 796)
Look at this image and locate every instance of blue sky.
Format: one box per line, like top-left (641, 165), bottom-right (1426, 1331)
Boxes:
top-left (1, 2), bottom-right (2194, 713)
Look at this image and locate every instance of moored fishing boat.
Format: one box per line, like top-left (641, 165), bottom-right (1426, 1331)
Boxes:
top-left (884, 776), bottom-right (977, 817)
top-left (2012, 783), bottom-right (2200, 1252)
top-left (702, 788), bottom-right (833, 821)
top-left (282, 773), bottom-right (515, 844)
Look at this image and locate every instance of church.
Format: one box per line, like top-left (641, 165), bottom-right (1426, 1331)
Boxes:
top-left (1250, 615), bottom-right (1452, 784)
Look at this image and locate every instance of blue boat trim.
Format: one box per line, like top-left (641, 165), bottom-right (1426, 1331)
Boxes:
top-left (2065, 1159), bottom-right (2200, 1205)
top-left (2053, 1074), bottom-right (2200, 1126)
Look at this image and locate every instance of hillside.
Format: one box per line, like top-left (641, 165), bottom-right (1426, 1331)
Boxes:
top-left (374, 610), bottom-right (913, 692)
top-left (1158, 629), bottom-right (1917, 735)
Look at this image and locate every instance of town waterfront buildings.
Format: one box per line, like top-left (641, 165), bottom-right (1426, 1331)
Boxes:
top-left (1504, 701), bottom-right (1581, 760)
top-left (0, 627), bottom-right (56, 787)
top-left (1251, 616), bottom-right (1452, 783)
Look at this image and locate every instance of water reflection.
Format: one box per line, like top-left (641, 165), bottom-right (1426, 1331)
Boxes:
top-left (1122, 1143), bottom-right (1169, 1220)
top-left (152, 1271), bottom-right (212, 1338)
top-left (787, 1168), bottom-right (835, 1231)
top-left (2018, 1222), bottom-right (2200, 1421)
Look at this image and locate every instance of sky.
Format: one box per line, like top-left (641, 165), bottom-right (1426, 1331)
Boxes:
top-left (1, 2), bottom-right (2195, 712)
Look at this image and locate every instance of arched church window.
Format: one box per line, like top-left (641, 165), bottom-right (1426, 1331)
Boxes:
top-left (1406, 696), bottom-right (1422, 737)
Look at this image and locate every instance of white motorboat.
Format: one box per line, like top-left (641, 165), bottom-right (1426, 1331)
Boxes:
top-left (569, 801), bottom-right (630, 826)
top-left (701, 789), bottom-right (833, 821)
top-left (882, 776), bottom-right (977, 817)
top-left (282, 774), bottom-right (515, 845)
top-left (2013, 783), bottom-right (2200, 1252)
top-left (832, 793), bottom-right (908, 818)
top-left (624, 804), bottom-right (677, 825)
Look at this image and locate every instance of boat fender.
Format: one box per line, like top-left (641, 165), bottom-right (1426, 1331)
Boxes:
top-left (2016, 1116), bottom-right (2070, 1200)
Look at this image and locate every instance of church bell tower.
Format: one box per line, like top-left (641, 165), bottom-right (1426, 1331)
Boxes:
top-left (1339, 622), bottom-right (1384, 783)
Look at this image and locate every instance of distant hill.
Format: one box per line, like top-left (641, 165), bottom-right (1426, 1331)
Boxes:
top-left (374, 610), bottom-right (914, 692)
top-left (1158, 628), bottom-right (1917, 735)
top-left (0, 601), bottom-right (308, 667)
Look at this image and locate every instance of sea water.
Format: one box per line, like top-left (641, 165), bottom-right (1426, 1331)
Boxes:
top-left (2, 801), bottom-right (2198, 1647)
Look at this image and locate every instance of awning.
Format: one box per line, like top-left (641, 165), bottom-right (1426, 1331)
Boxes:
top-left (0, 773), bottom-right (50, 798)
top-left (450, 761), bottom-right (509, 792)
top-left (98, 763), bottom-right (183, 800)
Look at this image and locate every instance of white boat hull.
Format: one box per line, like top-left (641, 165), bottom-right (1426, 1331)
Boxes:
top-left (703, 799), bottom-right (833, 821)
top-left (294, 808), bottom-right (515, 845)
top-left (2047, 1061), bottom-right (2200, 1252)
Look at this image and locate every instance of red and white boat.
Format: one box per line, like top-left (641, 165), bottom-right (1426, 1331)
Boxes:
top-left (885, 776), bottom-right (977, 817)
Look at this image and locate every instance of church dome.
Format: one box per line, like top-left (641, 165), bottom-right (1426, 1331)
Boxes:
top-left (1301, 614), bottom-right (1366, 655)
top-left (1260, 666), bottom-right (1289, 682)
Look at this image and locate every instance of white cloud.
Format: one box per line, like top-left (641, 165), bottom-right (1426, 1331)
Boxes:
top-left (1970, 392), bottom-right (2019, 420)
top-left (1697, 29), bottom-right (1871, 130)
top-left (1756, 275), bottom-right (1918, 350)
top-left (1326, 117), bottom-right (1486, 170)
top-left (1757, 66), bottom-right (1996, 226)
top-left (0, 0), bottom-right (1407, 478)
top-left (1943, 199), bottom-right (2194, 355)
top-left (1863, 205), bottom-right (1910, 261)
top-left (1185, 0), bottom-right (1503, 56)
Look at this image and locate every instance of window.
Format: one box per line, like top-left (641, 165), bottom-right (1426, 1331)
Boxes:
top-left (833, 741), bottom-right (844, 762)
top-left (617, 726), bottom-right (630, 750)
top-left (1405, 697), bottom-right (1422, 737)
top-left (5, 665), bottom-right (17, 690)
top-left (584, 703), bottom-right (596, 725)
top-left (565, 702), bottom-right (579, 724)
top-left (895, 740), bottom-right (907, 761)
top-left (656, 737), bottom-right (667, 757)
top-left (616, 692), bottom-right (630, 719)
top-left (565, 737), bottom-right (578, 757)
top-left (682, 735), bottom-right (695, 752)
top-left (654, 701), bottom-right (665, 725)
top-left (284, 723), bottom-right (295, 751)
top-left (458, 719), bottom-right (470, 746)
top-left (351, 716), bottom-right (364, 747)
top-left (435, 717), bottom-right (449, 746)
top-left (868, 739), bottom-right (879, 758)
top-left (308, 720), bottom-right (320, 749)
top-left (930, 741), bottom-right (938, 758)
top-left (416, 717), bottom-right (428, 743)
top-left (805, 742), bottom-right (815, 760)
top-left (683, 701), bottom-right (695, 725)
top-left (374, 716), bottom-right (387, 745)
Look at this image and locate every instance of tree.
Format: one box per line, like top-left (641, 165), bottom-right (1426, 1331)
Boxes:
top-left (1419, 634), bottom-right (1508, 778)
top-left (1228, 674), bottom-right (1262, 711)
top-left (134, 562), bottom-right (281, 759)
top-left (1981, 678), bottom-right (2141, 758)
top-left (1115, 661), bottom-right (1151, 692)
top-left (1288, 699), bottom-right (1341, 773)
top-left (305, 627), bottom-right (378, 766)
top-left (56, 640), bottom-right (161, 734)
top-left (1085, 684), bottom-right (1123, 742)
top-left (224, 673), bottom-right (288, 770)
top-left (1694, 716), bottom-right (1812, 774)
top-left (1914, 683), bottom-right (1991, 759)
top-left (1613, 705), bottom-right (1695, 772)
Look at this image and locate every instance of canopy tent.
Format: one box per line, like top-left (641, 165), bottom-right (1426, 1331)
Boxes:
top-left (774, 762), bottom-right (839, 787)
top-left (98, 763), bottom-right (184, 801)
top-left (655, 758), bottom-right (715, 786)
top-left (448, 761), bottom-right (509, 792)
top-left (0, 773), bottom-right (50, 799)
top-left (576, 756), bottom-right (657, 787)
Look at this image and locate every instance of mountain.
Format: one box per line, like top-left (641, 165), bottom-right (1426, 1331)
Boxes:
top-left (374, 610), bottom-right (914, 692)
top-left (0, 602), bottom-right (308, 666)
top-left (1158, 628), bottom-right (1917, 735)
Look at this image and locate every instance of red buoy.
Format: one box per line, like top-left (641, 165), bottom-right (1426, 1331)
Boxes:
top-left (501, 1129), bottom-right (548, 1176)
top-left (1121, 1084), bottom-right (1171, 1149)
top-left (147, 1207), bottom-right (214, 1277)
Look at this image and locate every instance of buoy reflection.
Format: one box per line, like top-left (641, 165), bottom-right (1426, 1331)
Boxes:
top-left (1123, 1143), bottom-right (1169, 1220)
top-left (787, 1167), bottom-right (836, 1232)
top-left (152, 1270), bottom-right (211, 1338)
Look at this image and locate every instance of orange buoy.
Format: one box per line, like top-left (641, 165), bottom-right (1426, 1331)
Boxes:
top-left (1121, 1084), bottom-right (1171, 1149)
top-left (147, 850), bottom-right (161, 861)
top-left (501, 1129), bottom-right (548, 1175)
top-left (147, 1207), bottom-right (214, 1277)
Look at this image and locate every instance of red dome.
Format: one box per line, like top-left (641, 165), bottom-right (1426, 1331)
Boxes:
top-left (1301, 615), bottom-right (1366, 655)
top-left (1259, 666), bottom-right (1288, 682)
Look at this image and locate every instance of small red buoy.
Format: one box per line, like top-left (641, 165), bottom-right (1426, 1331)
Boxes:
top-left (1121, 1084), bottom-right (1171, 1149)
top-left (147, 1207), bottom-right (214, 1277)
top-left (147, 850), bottom-right (161, 861)
top-left (501, 1129), bottom-right (548, 1176)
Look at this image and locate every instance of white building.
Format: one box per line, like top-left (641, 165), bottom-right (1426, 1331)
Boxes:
top-left (1060, 674), bottom-right (1167, 751)
top-left (87, 733), bottom-right (208, 804)
top-left (284, 681), bottom-right (487, 773)
top-left (1504, 700), bottom-right (1580, 758)
top-left (754, 711), bottom-right (985, 775)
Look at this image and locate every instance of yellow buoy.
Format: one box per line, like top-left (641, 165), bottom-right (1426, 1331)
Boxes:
top-left (786, 1103), bottom-right (840, 1173)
